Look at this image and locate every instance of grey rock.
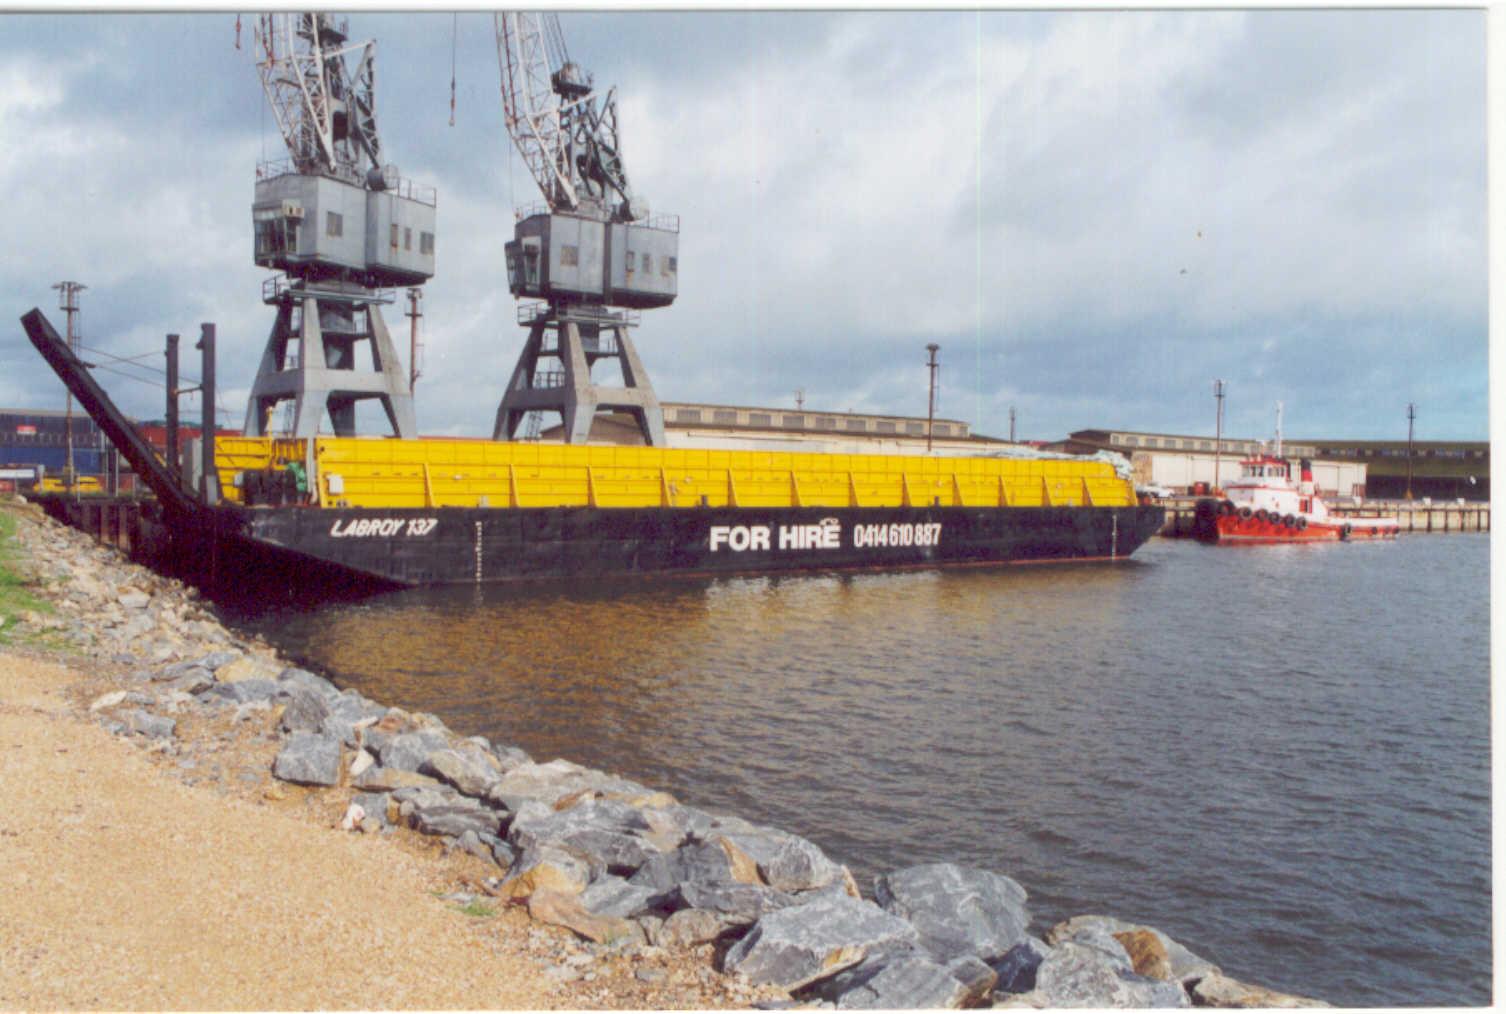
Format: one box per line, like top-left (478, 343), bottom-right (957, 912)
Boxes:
top-left (579, 874), bottom-right (677, 919)
top-left (164, 667), bottom-right (216, 695)
top-left (1186, 971), bottom-right (1328, 1008)
top-left (117, 589), bottom-right (150, 609)
top-left (122, 708), bottom-right (176, 740)
top-left (722, 827), bottom-right (845, 893)
top-left (156, 659), bottom-right (206, 681)
top-left (487, 758), bottom-right (663, 807)
top-left (271, 732), bottom-right (342, 787)
top-left (510, 797), bottom-right (664, 875)
top-left (992, 936), bottom-right (1052, 994)
top-left (944, 954), bottom-right (999, 1005)
top-left (352, 766), bottom-right (441, 792)
top-left (378, 730), bottom-right (450, 773)
top-left (118, 615), bottom-right (155, 641)
top-left (278, 687), bottom-right (331, 734)
top-left (319, 695), bottom-right (389, 747)
top-left (658, 907), bottom-right (738, 948)
top-left (678, 880), bottom-right (795, 924)
top-left (873, 862), bottom-right (1030, 964)
top-left (491, 743), bottom-right (533, 772)
top-left (204, 678), bottom-right (285, 705)
top-left (491, 838), bottom-right (517, 869)
top-left (351, 792), bottom-right (391, 828)
top-left (196, 650), bottom-right (241, 672)
top-left (500, 843), bottom-right (595, 897)
top-left (1032, 939), bottom-right (1189, 1008)
top-left (413, 804), bottom-right (504, 840)
top-left (722, 893), bottom-right (921, 991)
top-left (422, 748), bottom-right (501, 799)
top-left (277, 666), bottom-right (342, 701)
top-left (645, 803), bottom-right (715, 844)
top-left (801, 949), bottom-right (974, 1009)
top-left (1046, 915), bottom-right (1220, 986)
top-left (629, 840), bottom-right (752, 894)
top-left (391, 784), bottom-right (463, 808)
top-left (455, 829), bottom-right (496, 862)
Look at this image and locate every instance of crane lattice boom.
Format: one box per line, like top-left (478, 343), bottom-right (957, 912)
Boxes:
top-left (256, 13), bottom-right (384, 185)
top-left (495, 10), bottom-right (640, 221)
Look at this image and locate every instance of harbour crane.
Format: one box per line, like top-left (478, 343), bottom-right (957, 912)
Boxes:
top-left (492, 11), bottom-right (679, 446)
top-left (244, 13), bottom-right (437, 439)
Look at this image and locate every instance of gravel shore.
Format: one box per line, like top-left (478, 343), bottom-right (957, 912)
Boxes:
top-left (0, 499), bottom-right (781, 1010)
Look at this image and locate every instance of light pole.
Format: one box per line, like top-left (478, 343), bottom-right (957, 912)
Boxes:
top-left (1009, 406), bottom-right (1017, 443)
top-left (1406, 403), bottom-right (1416, 500)
top-left (925, 344), bottom-right (940, 453)
top-left (1213, 379), bottom-right (1226, 492)
top-left (52, 281), bottom-right (85, 485)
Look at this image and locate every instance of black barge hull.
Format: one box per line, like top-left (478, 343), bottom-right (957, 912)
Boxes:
top-left (218, 503), bottom-right (1165, 587)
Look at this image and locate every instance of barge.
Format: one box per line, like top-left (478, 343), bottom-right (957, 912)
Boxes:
top-left (22, 308), bottom-right (1164, 589)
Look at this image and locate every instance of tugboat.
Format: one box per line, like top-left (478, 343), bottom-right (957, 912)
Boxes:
top-left (1194, 456), bottom-right (1400, 543)
top-left (1193, 408), bottom-right (1399, 544)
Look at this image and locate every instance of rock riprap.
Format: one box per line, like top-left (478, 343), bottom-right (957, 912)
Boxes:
top-left (6, 498), bottom-right (1329, 1010)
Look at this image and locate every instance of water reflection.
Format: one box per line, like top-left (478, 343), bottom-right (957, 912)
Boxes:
top-left (243, 538), bottom-right (1490, 1006)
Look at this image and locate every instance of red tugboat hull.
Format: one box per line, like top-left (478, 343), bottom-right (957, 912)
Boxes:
top-left (1196, 499), bottom-right (1400, 544)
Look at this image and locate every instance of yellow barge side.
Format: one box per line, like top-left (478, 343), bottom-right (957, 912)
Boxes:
top-left (213, 436), bottom-right (1138, 511)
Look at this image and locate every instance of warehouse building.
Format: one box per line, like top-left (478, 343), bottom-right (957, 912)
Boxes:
top-left (1061, 429), bottom-right (1488, 501)
top-left (0, 407), bottom-right (110, 479)
top-left (541, 402), bottom-right (1003, 455)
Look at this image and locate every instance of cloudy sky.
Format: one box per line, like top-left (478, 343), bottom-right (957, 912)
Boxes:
top-left (0, 9), bottom-right (1490, 443)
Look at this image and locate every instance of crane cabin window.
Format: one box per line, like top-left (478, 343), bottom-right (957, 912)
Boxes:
top-left (668, 256), bottom-right (678, 274)
top-left (561, 245), bottom-right (579, 267)
top-left (641, 253), bottom-right (653, 274)
top-left (326, 212), bottom-right (343, 238)
top-left (404, 227), bottom-right (412, 251)
top-left (390, 224), bottom-right (399, 250)
top-left (625, 252), bottom-right (636, 272)
top-left (420, 232), bottom-right (434, 256)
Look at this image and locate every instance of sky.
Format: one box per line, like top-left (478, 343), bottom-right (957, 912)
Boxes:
top-left (0, 8), bottom-right (1491, 444)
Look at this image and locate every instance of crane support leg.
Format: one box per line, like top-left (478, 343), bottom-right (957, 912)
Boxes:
top-left (492, 305), bottom-right (665, 446)
top-left (245, 284), bottom-right (417, 439)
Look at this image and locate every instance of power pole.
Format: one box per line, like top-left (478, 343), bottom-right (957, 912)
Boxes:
top-left (1406, 402), bottom-right (1416, 501)
top-left (795, 388), bottom-right (805, 411)
top-left (1213, 379), bottom-right (1226, 492)
top-left (1009, 406), bottom-right (1017, 443)
top-left (925, 343), bottom-right (940, 453)
top-left (52, 281), bottom-right (86, 486)
top-left (405, 287), bottom-right (423, 394)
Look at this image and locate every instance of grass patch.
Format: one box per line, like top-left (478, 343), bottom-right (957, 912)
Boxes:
top-left (457, 899), bottom-right (496, 918)
top-left (0, 502), bottom-right (56, 646)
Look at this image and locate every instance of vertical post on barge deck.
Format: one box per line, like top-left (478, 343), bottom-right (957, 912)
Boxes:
top-left (196, 324), bottom-right (219, 506)
top-left (165, 334), bottom-right (180, 483)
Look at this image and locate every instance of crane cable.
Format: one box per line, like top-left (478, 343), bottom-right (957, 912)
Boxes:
top-left (449, 13), bottom-right (457, 127)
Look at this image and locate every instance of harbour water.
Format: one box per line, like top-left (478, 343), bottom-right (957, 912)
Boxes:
top-left (239, 534), bottom-right (1491, 1006)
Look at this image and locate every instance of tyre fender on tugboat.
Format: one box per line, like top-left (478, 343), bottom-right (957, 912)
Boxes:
top-left (1239, 506), bottom-right (1252, 519)
top-left (1219, 499), bottom-right (1236, 516)
top-left (1255, 508), bottom-right (1269, 522)
top-left (1296, 516), bottom-right (1308, 530)
top-left (1282, 514), bottom-right (1296, 528)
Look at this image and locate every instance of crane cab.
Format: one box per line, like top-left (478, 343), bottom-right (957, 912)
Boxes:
top-left (253, 168), bottom-right (436, 288)
top-left (505, 211), bottom-right (677, 310)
